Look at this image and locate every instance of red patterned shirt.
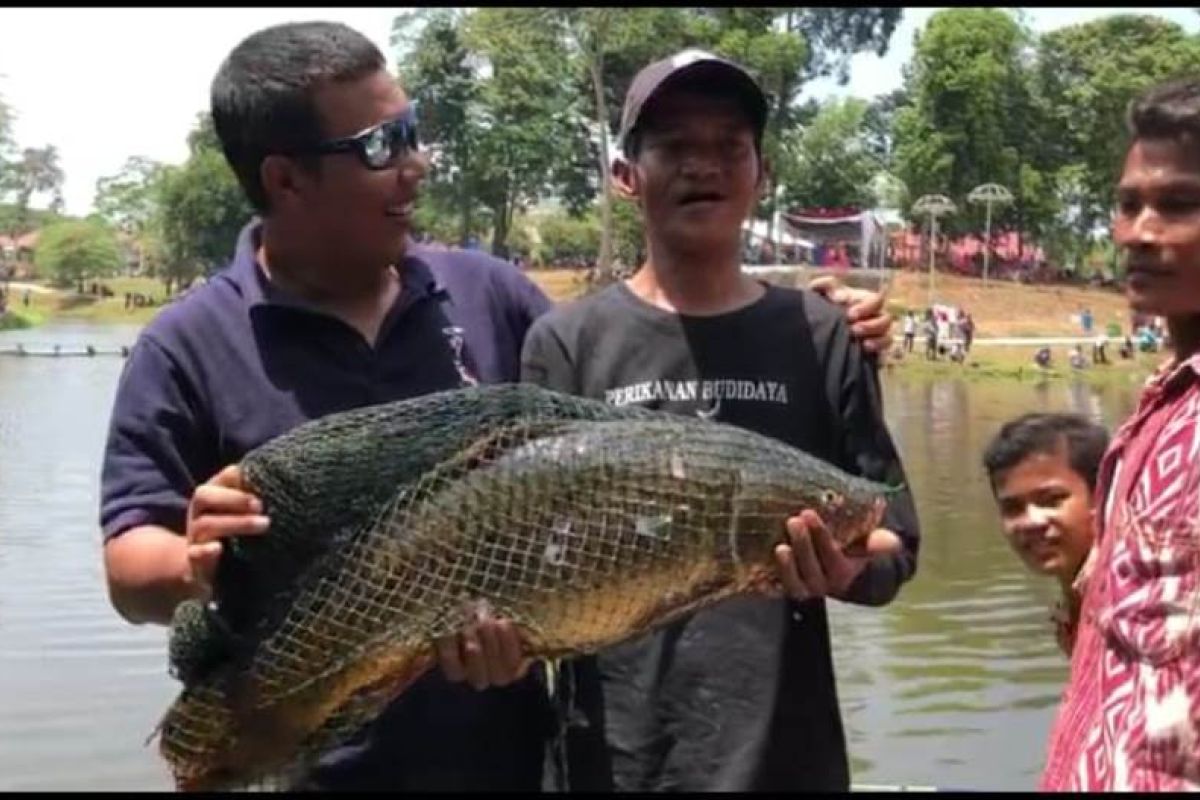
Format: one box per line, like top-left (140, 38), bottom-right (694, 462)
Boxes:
top-left (1041, 353), bottom-right (1200, 790)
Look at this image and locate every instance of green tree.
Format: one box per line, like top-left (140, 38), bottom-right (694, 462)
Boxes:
top-left (862, 88), bottom-right (908, 166)
top-left (392, 7), bottom-right (903, 273)
top-left (548, 8), bottom-right (695, 281)
top-left (779, 98), bottom-right (879, 209)
top-left (1034, 14), bottom-right (1200, 258)
top-left (0, 90), bottom-right (15, 202)
top-left (156, 114), bottom-right (252, 291)
top-left (538, 210), bottom-right (602, 264)
top-left (0, 96), bottom-right (69, 255)
top-left (3, 145), bottom-right (65, 239)
top-left (95, 156), bottom-right (165, 231)
top-left (892, 9), bottom-right (1036, 237)
top-left (461, 8), bottom-right (583, 257)
top-left (33, 219), bottom-right (122, 287)
top-left (396, 9), bottom-right (487, 246)
top-left (94, 156), bottom-right (169, 276)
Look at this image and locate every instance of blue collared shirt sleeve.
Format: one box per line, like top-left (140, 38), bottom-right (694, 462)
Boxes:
top-left (99, 333), bottom-right (215, 541)
top-left (495, 263), bottom-right (553, 341)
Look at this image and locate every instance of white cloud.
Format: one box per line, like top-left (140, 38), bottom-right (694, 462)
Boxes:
top-left (1, 7), bottom-right (1197, 217)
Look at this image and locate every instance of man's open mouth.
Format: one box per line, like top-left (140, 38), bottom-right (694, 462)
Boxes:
top-left (678, 191), bottom-right (725, 206)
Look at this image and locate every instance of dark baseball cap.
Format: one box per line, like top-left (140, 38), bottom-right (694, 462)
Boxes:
top-left (617, 48), bottom-right (769, 153)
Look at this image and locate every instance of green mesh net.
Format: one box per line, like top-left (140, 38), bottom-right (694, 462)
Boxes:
top-left (156, 383), bottom-right (890, 790)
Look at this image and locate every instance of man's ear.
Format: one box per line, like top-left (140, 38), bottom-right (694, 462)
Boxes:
top-left (611, 156), bottom-right (639, 202)
top-left (260, 155), bottom-right (310, 212)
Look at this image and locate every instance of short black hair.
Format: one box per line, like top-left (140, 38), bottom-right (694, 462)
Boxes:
top-left (982, 412), bottom-right (1110, 494)
top-left (621, 70), bottom-right (766, 162)
top-left (211, 21), bottom-right (387, 213)
top-left (1127, 74), bottom-right (1200, 143)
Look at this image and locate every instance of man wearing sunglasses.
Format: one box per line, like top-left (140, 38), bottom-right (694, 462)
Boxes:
top-left (98, 21), bottom-right (553, 791)
top-left (97, 20), bottom-right (895, 792)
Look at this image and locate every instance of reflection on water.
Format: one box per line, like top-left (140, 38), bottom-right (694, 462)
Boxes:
top-left (831, 375), bottom-right (1139, 790)
top-left (0, 324), bottom-right (174, 791)
top-left (0, 325), bottom-right (1141, 790)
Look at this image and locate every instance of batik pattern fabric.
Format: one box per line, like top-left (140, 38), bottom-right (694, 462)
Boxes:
top-left (1041, 354), bottom-right (1200, 791)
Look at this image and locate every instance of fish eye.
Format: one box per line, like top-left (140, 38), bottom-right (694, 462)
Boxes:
top-left (821, 489), bottom-right (840, 506)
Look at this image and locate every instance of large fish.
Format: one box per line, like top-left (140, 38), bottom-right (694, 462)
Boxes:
top-left (155, 383), bottom-right (894, 790)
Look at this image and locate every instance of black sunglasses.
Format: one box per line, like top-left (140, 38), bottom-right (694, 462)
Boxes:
top-left (290, 107), bottom-right (420, 170)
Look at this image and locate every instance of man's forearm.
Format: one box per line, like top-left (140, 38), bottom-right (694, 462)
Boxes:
top-left (103, 525), bottom-right (200, 626)
top-left (840, 551), bottom-right (912, 607)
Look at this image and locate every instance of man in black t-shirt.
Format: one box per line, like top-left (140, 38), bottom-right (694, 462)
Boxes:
top-left (521, 49), bottom-right (921, 791)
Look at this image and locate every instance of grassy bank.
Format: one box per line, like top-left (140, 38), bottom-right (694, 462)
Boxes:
top-left (525, 267), bottom-right (1135, 337)
top-left (12, 277), bottom-right (167, 326)
top-left (5, 268), bottom-right (1162, 390)
top-left (883, 343), bottom-right (1161, 387)
top-left (0, 308), bottom-right (44, 331)
top-left (525, 267), bottom-right (1161, 387)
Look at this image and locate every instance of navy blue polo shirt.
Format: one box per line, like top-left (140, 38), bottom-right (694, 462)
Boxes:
top-left (99, 220), bottom-right (554, 790)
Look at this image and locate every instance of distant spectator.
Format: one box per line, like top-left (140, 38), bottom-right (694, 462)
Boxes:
top-left (1069, 345), bottom-right (1087, 370)
top-left (1092, 334), bottom-right (1108, 365)
top-left (936, 311), bottom-right (952, 348)
top-left (960, 311), bottom-right (975, 353)
top-left (902, 312), bottom-right (916, 353)
top-left (1119, 336), bottom-right (1134, 360)
top-left (924, 310), bottom-right (939, 360)
top-left (1080, 307), bottom-right (1093, 334)
top-left (1034, 347), bottom-right (1052, 369)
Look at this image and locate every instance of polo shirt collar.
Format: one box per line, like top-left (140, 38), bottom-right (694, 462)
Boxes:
top-left (225, 218), bottom-right (444, 312)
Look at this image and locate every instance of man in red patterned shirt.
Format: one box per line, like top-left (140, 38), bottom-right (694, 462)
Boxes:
top-left (1041, 76), bottom-right (1200, 791)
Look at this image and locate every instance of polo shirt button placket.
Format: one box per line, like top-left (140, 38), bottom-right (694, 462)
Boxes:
top-left (361, 340), bottom-right (380, 405)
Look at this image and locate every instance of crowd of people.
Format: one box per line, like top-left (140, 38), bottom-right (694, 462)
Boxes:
top-left (898, 304), bottom-right (975, 362)
top-left (87, 19), bottom-right (1200, 794)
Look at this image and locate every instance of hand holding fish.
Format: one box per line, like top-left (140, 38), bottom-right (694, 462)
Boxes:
top-left (777, 509), bottom-right (902, 601)
top-left (434, 601), bottom-right (533, 691)
top-left (809, 275), bottom-right (894, 356)
top-left (185, 465), bottom-right (270, 600)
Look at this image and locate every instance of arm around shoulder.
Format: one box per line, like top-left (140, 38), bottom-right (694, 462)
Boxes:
top-left (828, 326), bottom-right (920, 607)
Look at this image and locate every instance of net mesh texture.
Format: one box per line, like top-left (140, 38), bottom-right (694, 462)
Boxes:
top-left (157, 383), bottom-right (890, 790)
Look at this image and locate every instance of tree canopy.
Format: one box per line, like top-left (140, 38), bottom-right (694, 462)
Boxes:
top-left (34, 219), bottom-right (122, 287)
top-left (60, 7), bottom-right (1200, 284)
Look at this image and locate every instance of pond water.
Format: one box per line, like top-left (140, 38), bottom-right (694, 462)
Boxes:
top-left (0, 323), bottom-right (1141, 789)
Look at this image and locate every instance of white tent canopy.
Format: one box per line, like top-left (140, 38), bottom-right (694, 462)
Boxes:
top-left (782, 208), bottom-right (892, 269)
top-left (741, 219), bottom-right (813, 249)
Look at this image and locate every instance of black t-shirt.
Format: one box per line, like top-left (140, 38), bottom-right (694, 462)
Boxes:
top-left (520, 281), bottom-right (920, 791)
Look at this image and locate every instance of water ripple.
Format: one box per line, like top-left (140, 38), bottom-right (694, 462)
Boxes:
top-left (0, 340), bottom-right (1137, 791)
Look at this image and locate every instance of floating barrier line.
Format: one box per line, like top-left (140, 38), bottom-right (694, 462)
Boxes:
top-left (0, 345), bottom-right (131, 358)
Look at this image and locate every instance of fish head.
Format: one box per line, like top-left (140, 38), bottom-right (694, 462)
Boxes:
top-left (803, 477), bottom-right (891, 553)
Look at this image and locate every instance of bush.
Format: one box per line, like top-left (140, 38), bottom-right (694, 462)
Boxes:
top-left (0, 309), bottom-right (37, 330)
top-left (538, 213), bottom-right (600, 267)
top-left (33, 220), bottom-right (123, 288)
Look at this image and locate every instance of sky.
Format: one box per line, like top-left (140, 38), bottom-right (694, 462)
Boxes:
top-left (1, 7), bottom-right (1198, 217)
